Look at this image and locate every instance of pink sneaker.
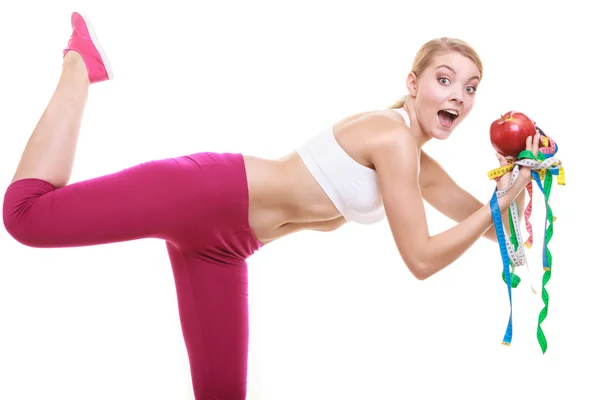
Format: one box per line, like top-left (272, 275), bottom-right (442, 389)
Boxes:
top-left (63, 12), bottom-right (113, 84)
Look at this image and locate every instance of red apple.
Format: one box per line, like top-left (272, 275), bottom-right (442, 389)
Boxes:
top-left (490, 111), bottom-right (537, 158)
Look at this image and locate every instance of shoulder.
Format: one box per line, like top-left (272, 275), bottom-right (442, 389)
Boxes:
top-left (361, 109), bottom-right (410, 132)
top-left (332, 109), bottom-right (417, 173)
top-left (362, 111), bottom-right (419, 172)
top-left (334, 109), bottom-right (408, 134)
top-left (338, 110), bottom-right (413, 149)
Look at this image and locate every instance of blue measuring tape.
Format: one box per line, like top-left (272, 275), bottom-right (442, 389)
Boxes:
top-left (490, 192), bottom-right (514, 346)
top-left (488, 126), bottom-right (564, 351)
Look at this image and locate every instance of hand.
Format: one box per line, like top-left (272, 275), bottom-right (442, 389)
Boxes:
top-left (495, 132), bottom-right (541, 191)
top-left (495, 152), bottom-right (512, 190)
top-left (516, 132), bottom-right (541, 185)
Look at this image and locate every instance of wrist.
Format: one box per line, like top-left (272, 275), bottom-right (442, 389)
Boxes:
top-left (516, 174), bottom-right (531, 189)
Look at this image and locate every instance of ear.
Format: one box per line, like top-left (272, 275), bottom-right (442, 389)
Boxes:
top-left (406, 72), bottom-right (418, 97)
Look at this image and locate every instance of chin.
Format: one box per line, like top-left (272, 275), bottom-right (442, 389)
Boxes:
top-left (430, 120), bottom-right (460, 140)
top-left (431, 129), bottom-right (453, 140)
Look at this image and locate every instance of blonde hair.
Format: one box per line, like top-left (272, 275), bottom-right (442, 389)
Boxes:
top-left (389, 37), bottom-right (483, 109)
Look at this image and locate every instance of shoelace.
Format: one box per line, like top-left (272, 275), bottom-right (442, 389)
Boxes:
top-left (487, 126), bottom-right (565, 354)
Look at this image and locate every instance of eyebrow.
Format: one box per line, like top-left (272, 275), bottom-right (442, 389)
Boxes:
top-left (436, 64), bottom-right (480, 82)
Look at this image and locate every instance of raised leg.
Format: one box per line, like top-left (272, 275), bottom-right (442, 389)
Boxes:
top-left (4, 13), bottom-right (262, 400)
top-left (11, 12), bottom-right (111, 188)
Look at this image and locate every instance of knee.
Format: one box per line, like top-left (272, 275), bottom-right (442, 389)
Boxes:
top-left (3, 216), bottom-right (37, 248)
top-left (3, 198), bottom-right (34, 248)
top-left (3, 186), bottom-right (22, 243)
top-left (3, 179), bottom-right (51, 248)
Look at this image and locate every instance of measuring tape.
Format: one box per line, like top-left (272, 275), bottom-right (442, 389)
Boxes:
top-left (487, 126), bottom-right (565, 353)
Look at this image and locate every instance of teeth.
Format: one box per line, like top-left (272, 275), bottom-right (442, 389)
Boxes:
top-left (444, 109), bottom-right (458, 116)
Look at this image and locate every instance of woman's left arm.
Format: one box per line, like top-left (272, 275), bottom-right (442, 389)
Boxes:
top-left (418, 150), bottom-right (526, 243)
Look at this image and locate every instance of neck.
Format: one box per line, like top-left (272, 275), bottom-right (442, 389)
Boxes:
top-left (402, 97), bottom-right (431, 148)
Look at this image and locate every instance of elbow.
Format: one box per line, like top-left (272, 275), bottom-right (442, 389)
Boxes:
top-left (412, 267), bottom-right (431, 281)
top-left (406, 259), bottom-right (433, 281)
top-left (398, 238), bottom-right (441, 281)
top-left (400, 245), bottom-right (434, 281)
top-left (405, 248), bottom-right (447, 281)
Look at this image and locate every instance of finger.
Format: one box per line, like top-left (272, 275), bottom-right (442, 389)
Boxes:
top-left (525, 135), bottom-right (532, 152)
top-left (532, 133), bottom-right (540, 156)
top-left (496, 153), bottom-right (508, 166)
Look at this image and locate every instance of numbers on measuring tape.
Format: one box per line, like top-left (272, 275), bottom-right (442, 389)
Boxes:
top-left (486, 127), bottom-right (564, 354)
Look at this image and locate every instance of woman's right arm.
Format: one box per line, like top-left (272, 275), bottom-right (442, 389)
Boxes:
top-left (372, 125), bottom-right (531, 280)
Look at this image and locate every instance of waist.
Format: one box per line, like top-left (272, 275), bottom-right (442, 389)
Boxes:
top-left (243, 152), bottom-right (348, 243)
top-left (246, 153), bottom-right (342, 218)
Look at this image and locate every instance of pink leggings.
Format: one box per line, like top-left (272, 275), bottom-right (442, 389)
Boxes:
top-left (3, 152), bottom-right (263, 399)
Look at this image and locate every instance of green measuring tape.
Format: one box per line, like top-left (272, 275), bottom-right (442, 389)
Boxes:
top-left (488, 127), bottom-right (564, 353)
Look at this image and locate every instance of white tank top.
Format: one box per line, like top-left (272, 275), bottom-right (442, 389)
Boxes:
top-left (296, 108), bottom-right (418, 225)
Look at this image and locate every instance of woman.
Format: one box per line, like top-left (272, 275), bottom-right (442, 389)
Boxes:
top-left (2, 12), bottom-right (540, 400)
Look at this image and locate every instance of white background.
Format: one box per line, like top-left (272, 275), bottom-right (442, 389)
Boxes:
top-left (0, 1), bottom-right (596, 399)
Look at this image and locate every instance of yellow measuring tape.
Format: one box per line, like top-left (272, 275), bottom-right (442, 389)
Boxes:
top-left (486, 126), bottom-right (564, 353)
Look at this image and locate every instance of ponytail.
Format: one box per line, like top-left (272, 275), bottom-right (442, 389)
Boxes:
top-left (389, 95), bottom-right (407, 109)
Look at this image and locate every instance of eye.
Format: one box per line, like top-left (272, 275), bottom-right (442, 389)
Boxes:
top-left (466, 85), bottom-right (477, 94)
top-left (438, 77), bottom-right (450, 85)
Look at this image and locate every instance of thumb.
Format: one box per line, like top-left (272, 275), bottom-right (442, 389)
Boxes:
top-left (496, 153), bottom-right (508, 166)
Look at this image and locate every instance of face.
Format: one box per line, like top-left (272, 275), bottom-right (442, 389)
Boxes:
top-left (407, 51), bottom-right (481, 140)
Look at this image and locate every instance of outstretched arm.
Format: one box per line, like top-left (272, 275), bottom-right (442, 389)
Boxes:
top-left (418, 150), bottom-right (526, 243)
top-left (372, 124), bottom-right (531, 280)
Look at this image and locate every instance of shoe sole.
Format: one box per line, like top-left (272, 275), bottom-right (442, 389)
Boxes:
top-left (76, 11), bottom-right (114, 80)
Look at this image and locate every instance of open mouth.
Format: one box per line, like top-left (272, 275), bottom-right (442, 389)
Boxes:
top-left (437, 109), bottom-right (459, 128)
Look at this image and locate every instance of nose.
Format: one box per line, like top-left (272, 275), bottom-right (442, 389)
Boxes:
top-left (450, 90), bottom-right (464, 104)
